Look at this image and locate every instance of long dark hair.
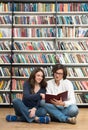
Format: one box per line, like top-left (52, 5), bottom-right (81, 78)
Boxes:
top-left (52, 64), bottom-right (67, 79)
top-left (28, 68), bottom-right (47, 93)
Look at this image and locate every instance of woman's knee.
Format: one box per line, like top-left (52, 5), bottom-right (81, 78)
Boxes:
top-left (13, 98), bottom-right (22, 106)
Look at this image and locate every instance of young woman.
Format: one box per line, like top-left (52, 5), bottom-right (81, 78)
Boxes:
top-left (40, 64), bottom-right (79, 124)
top-left (6, 68), bottom-right (50, 124)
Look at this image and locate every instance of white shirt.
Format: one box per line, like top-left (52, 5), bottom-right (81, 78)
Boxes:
top-left (46, 79), bottom-right (76, 107)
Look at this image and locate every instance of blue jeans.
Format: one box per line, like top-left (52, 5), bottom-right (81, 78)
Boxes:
top-left (12, 98), bottom-right (47, 123)
top-left (40, 100), bottom-right (79, 123)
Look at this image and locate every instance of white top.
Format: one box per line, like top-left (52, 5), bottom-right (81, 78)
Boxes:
top-left (46, 79), bottom-right (76, 107)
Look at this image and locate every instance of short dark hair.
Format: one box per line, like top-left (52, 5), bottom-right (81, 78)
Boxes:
top-left (52, 64), bottom-right (67, 79)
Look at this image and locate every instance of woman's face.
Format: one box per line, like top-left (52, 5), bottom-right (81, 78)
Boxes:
top-left (35, 71), bottom-right (43, 84)
top-left (54, 69), bottom-right (63, 82)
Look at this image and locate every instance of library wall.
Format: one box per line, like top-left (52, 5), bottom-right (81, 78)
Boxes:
top-left (0, 0), bottom-right (88, 106)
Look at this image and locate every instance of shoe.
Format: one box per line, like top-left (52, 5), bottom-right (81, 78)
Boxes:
top-left (39, 116), bottom-right (51, 124)
top-left (68, 117), bottom-right (76, 124)
top-left (6, 115), bottom-right (17, 122)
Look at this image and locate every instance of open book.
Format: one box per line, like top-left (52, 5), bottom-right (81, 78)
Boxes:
top-left (45, 91), bottom-right (68, 103)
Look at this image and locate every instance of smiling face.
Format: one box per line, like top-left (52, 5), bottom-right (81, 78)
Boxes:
top-left (54, 69), bottom-right (63, 83)
top-left (35, 71), bottom-right (44, 84)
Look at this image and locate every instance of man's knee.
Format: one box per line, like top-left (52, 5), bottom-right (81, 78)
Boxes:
top-left (40, 100), bottom-right (46, 106)
top-left (69, 105), bottom-right (79, 117)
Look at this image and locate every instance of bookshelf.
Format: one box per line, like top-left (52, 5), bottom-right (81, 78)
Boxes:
top-left (0, 0), bottom-right (12, 106)
top-left (0, 0), bottom-right (88, 106)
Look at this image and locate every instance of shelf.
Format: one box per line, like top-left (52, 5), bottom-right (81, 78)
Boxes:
top-left (0, 0), bottom-right (88, 106)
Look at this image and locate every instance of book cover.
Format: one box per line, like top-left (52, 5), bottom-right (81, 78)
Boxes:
top-left (45, 91), bottom-right (68, 103)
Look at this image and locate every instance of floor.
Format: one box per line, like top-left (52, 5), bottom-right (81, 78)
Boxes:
top-left (0, 108), bottom-right (88, 130)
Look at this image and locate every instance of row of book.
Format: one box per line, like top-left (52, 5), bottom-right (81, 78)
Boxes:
top-left (56, 53), bottom-right (88, 63)
top-left (75, 93), bottom-right (88, 103)
top-left (0, 15), bottom-right (56, 25)
top-left (0, 93), bottom-right (10, 103)
top-left (0, 53), bottom-right (88, 64)
top-left (0, 40), bottom-right (88, 51)
top-left (0, 80), bottom-right (11, 90)
top-left (72, 81), bottom-right (88, 91)
top-left (13, 15), bottom-right (88, 25)
top-left (0, 67), bottom-right (11, 76)
top-left (0, 92), bottom-right (88, 104)
top-left (0, 2), bottom-right (88, 12)
top-left (0, 2), bottom-right (12, 12)
top-left (56, 3), bottom-right (88, 12)
top-left (13, 28), bottom-right (56, 37)
top-left (58, 27), bottom-right (88, 37)
top-left (57, 15), bottom-right (88, 25)
top-left (0, 54), bottom-right (11, 63)
top-left (14, 15), bottom-right (56, 25)
top-left (0, 66), bottom-right (53, 77)
top-left (0, 27), bottom-right (88, 38)
top-left (75, 28), bottom-right (88, 37)
top-left (11, 80), bottom-right (88, 91)
top-left (0, 66), bottom-right (88, 78)
top-left (12, 79), bottom-right (24, 91)
top-left (12, 54), bottom-right (56, 64)
top-left (0, 29), bottom-right (11, 38)
top-left (0, 93), bottom-right (23, 103)
top-left (11, 67), bottom-right (38, 77)
top-left (15, 3), bottom-right (88, 12)
top-left (13, 28), bottom-right (88, 37)
top-left (67, 67), bottom-right (88, 77)
top-left (57, 41), bottom-right (88, 50)
top-left (0, 41), bottom-right (11, 50)
top-left (0, 15), bottom-right (12, 24)
top-left (13, 41), bottom-right (88, 51)
top-left (1, 40), bottom-right (88, 51)
top-left (13, 41), bottom-right (54, 51)
top-left (13, 53), bottom-right (88, 63)
top-left (0, 3), bottom-right (55, 12)
top-left (12, 67), bottom-right (88, 77)
top-left (0, 79), bottom-right (88, 91)
top-left (1, 15), bottom-right (88, 25)
top-left (11, 93), bottom-right (23, 101)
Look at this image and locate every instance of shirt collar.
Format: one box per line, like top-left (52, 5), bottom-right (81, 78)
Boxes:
top-left (53, 79), bottom-right (64, 86)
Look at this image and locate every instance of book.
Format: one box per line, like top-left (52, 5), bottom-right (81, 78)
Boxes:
top-left (83, 93), bottom-right (88, 103)
top-left (45, 91), bottom-right (68, 103)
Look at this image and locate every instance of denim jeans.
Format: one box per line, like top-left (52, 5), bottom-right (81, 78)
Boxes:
top-left (12, 98), bottom-right (47, 123)
top-left (40, 100), bottom-right (79, 123)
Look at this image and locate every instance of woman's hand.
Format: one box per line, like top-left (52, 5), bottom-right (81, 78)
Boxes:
top-left (40, 93), bottom-right (45, 100)
top-left (28, 107), bottom-right (36, 118)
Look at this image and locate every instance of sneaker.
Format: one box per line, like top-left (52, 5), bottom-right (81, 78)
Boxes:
top-left (6, 115), bottom-right (17, 122)
top-left (39, 116), bottom-right (51, 124)
top-left (68, 117), bottom-right (76, 124)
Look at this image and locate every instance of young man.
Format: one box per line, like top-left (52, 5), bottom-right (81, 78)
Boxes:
top-left (41, 64), bottom-right (79, 124)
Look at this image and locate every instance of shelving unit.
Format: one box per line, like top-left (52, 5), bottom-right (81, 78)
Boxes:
top-left (0, 0), bottom-right (12, 106)
top-left (0, 0), bottom-right (88, 106)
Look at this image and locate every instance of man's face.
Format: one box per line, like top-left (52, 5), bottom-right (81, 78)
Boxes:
top-left (54, 69), bottom-right (63, 82)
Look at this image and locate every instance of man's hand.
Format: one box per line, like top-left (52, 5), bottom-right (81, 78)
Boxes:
top-left (50, 97), bottom-right (65, 106)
